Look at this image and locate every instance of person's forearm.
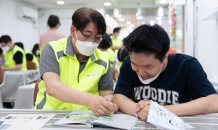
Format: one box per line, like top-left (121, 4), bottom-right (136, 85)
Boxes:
top-left (113, 94), bottom-right (137, 116)
top-left (3, 64), bottom-right (22, 71)
top-left (112, 45), bottom-right (123, 50)
top-left (113, 71), bottom-right (119, 81)
top-left (45, 80), bottom-right (94, 107)
top-left (165, 94), bottom-right (218, 116)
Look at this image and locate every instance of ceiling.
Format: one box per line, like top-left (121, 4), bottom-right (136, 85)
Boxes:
top-left (19, 0), bottom-right (171, 9)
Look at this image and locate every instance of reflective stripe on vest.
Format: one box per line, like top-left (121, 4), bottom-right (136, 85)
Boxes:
top-left (5, 45), bottom-right (27, 70)
top-left (35, 37), bottom-right (109, 110)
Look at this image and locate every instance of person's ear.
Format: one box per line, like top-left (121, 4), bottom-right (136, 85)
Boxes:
top-left (163, 54), bottom-right (168, 64)
top-left (70, 25), bottom-right (76, 38)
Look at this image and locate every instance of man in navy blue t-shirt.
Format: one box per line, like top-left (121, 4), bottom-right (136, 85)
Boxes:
top-left (113, 24), bottom-right (218, 122)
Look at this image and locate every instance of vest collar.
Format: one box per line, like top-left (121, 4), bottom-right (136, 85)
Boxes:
top-left (65, 36), bottom-right (96, 62)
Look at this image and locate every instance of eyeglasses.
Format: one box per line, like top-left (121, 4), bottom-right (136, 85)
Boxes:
top-left (79, 30), bottom-right (104, 43)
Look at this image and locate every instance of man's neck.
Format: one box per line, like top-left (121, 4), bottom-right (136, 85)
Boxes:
top-left (49, 28), bottom-right (57, 32)
top-left (9, 44), bottom-right (14, 51)
top-left (112, 34), bottom-right (117, 39)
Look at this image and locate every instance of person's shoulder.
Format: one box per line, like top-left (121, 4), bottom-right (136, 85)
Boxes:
top-left (122, 55), bottom-right (131, 66)
top-left (169, 54), bottom-right (196, 67)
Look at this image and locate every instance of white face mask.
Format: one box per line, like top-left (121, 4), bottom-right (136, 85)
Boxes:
top-left (36, 50), bottom-right (40, 56)
top-left (73, 31), bottom-right (99, 56)
top-left (1, 46), bottom-right (10, 53)
top-left (137, 63), bottom-right (163, 84)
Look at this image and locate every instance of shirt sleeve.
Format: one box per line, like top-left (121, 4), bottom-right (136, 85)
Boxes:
top-left (98, 62), bottom-right (114, 91)
top-left (114, 57), bottom-right (134, 98)
top-left (187, 58), bottom-right (217, 99)
top-left (13, 51), bottom-right (23, 64)
top-left (26, 53), bottom-right (33, 61)
top-left (40, 44), bottom-right (60, 80)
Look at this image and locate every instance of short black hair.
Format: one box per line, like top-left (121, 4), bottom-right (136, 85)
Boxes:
top-left (47, 15), bottom-right (60, 28)
top-left (124, 24), bottom-right (170, 62)
top-left (14, 42), bottom-right (24, 50)
top-left (0, 48), bottom-right (2, 55)
top-left (118, 47), bottom-right (129, 62)
top-left (98, 33), bottom-right (112, 50)
top-left (113, 27), bottom-right (121, 34)
top-left (72, 7), bottom-right (106, 34)
top-left (0, 35), bottom-right (12, 44)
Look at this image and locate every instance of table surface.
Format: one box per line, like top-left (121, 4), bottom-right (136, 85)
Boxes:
top-left (0, 109), bottom-right (218, 130)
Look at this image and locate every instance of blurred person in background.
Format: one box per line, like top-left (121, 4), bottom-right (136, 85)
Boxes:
top-left (32, 43), bottom-right (40, 60)
top-left (14, 42), bottom-right (39, 69)
top-left (98, 33), bottom-right (119, 81)
top-left (39, 15), bottom-right (65, 48)
top-left (109, 27), bottom-right (123, 53)
top-left (0, 48), bottom-right (5, 66)
top-left (0, 35), bottom-right (27, 71)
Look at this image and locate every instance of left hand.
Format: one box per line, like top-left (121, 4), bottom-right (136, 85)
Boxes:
top-left (138, 103), bottom-right (151, 122)
top-left (136, 100), bottom-right (150, 111)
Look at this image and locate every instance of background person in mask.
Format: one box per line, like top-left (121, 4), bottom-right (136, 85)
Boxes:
top-left (39, 14), bottom-right (65, 48)
top-left (35, 7), bottom-right (118, 116)
top-left (113, 24), bottom-right (218, 122)
top-left (0, 48), bottom-right (5, 66)
top-left (32, 43), bottom-right (40, 61)
top-left (109, 27), bottom-right (123, 53)
top-left (14, 42), bottom-right (39, 69)
top-left (0, 35), bottom-right (27, 70)
top-left (98, 33), bottom-right (119, 81)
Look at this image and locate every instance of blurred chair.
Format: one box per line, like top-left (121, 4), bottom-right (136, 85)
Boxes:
top-left (34, 80), bottom-right (40, 107)
top-left (27, 61), bottom-right (36, 70)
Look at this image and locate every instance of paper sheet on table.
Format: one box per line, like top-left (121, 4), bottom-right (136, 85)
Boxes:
top-left (0, 114), bottom-right (55, 130)
top-left (147, 101), bottom-right (194, 130)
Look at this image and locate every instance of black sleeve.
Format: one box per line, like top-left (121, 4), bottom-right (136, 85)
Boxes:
top-left (13, 51), bottom-right (23, 64)
top-left (26, 53), bottom-right (33, 61)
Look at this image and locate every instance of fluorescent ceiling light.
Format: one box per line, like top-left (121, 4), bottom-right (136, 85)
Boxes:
top-left (119, 18), bottom-right (125, 21)
top-left (150, 20), bottom-right (155, 26)
top-left (104, 2), bottom-right (111, 6)
top-left (156, 17), bottom-right (162, 20)
top-left (160, 1), bottom-right (166, 4)
top-left (129, 25), bottom-right (134, 28)
top-left (126, 21), bottom-right (131, 24)
top-left (116, 15), bottom-right (121, 18)
top-left (57, 1), bottom-right (64, 5)
top-left (135, 13), bottom-right (139, 16)
top-left (136, 16), bottom-right (143, 19)
top-left (158, 13), bottom-right (163, 16)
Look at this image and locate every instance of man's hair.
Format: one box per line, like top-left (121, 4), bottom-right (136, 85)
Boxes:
top-left (98, 33), bottom-right (112, 50)
top-left (113, 27), bottom-right (121, 34)
top-left (72, 7), bottom-right (106, 34)
top-left (0, 48), bottom-right (2, 55)
top-left (14, 42), bottom-right (24, 50)
top-left (118, 47), bottom-right (129, 62)
top-left (0, 35), bottom-right (12, 44)
top-left (124, 24), bottom-right (170, 62)
top-left (47, 15), bottom-right (60, 28)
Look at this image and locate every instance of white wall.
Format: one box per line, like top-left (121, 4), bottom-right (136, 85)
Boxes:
top-left (39, 8), bottom-right (106, 38)
top-left (0, 0), bottom-right (39, 51)
top-left (185, 0), bottom-right (218, 81)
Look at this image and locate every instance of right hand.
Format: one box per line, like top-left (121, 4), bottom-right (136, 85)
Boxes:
top-left (88, 95), bottom-right (116, 116)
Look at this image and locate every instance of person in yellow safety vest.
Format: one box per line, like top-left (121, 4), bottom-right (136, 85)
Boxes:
top-left (0, 35), bottom-right (27, 71)
top-left (31, 43), bottom-right (40, 61)
top-left (109, 27), bottom-right (123, 53)
top-left (98, 33), bottom-right (119, 81)
top-left (14, 42), bottom-right (39, 69)
top-left (34, 7), bottom-right (118, 116)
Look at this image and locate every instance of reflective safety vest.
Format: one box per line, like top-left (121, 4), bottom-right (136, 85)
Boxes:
top-left (109, 36), bottom-right (121, 53)
top-left (108, 49), bottom-right (114, 70)
top-left (35, 37), bottom-right (110, 110)
top-left (25, 51), bottom-right (39, 69)
top-left (5, 45), bottom-right (27, 70)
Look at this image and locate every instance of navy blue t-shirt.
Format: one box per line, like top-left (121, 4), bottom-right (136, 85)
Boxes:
top-left (114, 54), bottom-right (217, 105)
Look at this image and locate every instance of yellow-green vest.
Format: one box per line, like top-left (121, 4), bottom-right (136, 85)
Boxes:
top-left (5, 45), bottom-right (27, 70)
top-left (25, 51), bottom-right (39, 69)
top-left (35, 38), bottom-right (110, 110)
top-left (108, 49), bottom-right (114, 70)
top-left (109, 36), bottom-right (121, 53)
